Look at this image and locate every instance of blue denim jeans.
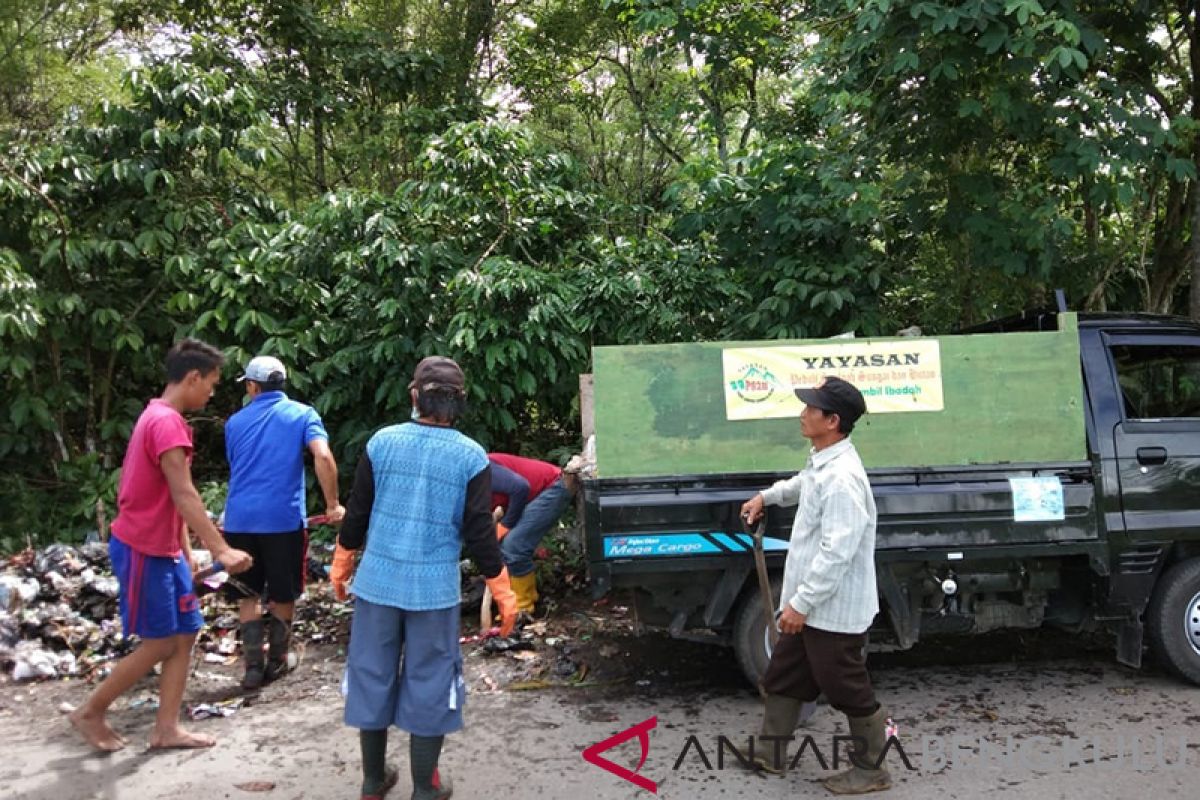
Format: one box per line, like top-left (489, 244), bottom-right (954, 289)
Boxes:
top-left (500, 477), bottom-right (571, 576)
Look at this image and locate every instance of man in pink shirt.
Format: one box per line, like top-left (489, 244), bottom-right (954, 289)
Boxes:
top-left (70, 339), bottom-right (252, 752)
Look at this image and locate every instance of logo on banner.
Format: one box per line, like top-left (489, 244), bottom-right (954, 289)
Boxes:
top-left (729, 362), bottom-right (780, 404)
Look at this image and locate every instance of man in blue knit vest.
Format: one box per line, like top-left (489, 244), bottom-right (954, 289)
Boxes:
top-left (330, 356), bottom-right (517, 800)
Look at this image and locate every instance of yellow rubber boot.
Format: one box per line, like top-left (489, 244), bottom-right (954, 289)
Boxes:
top-left (510, 571), bottom-right (539, 613)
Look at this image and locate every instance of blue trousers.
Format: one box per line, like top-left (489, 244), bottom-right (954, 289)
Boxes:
top-left (500, 477), bottom-right (571, 576)
top-left (110, 537), bottom-right (202, 639)
top-left (344, 598), bottom-right (465, 736)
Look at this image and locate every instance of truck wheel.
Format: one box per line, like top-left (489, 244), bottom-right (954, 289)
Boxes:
top-left (732, 581), bottom-right (780, 688)
top-left (1147, 557), bottom-right (1200, 686)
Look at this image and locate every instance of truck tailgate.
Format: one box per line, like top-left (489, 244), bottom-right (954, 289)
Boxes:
top-left (585, 463), bottom-right (1099, 566)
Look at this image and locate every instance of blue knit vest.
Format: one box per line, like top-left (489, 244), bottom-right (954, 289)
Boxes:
top-left (350, 422), bottom-right (487, 610)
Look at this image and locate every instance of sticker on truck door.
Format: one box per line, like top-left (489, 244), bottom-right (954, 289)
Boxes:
top-left (603, 532), bottom-right (789, 558)
top-left (1008, 477), bottom-right (1065, 522)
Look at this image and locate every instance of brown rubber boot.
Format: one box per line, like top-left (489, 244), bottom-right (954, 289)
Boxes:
top-left (822, 706), bottom-right (893, 794)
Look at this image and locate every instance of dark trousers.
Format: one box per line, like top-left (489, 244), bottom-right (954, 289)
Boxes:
top-left (761, 625), bottom-right (878, 718)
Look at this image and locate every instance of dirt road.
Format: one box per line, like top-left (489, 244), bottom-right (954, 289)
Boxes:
top-left (4, 621), bottom-right (1199, 800)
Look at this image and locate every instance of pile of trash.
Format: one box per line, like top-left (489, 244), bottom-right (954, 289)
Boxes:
top-left (1, 513), bottom-right (590, 683)
top-left (0, 543), bottom-right (124, 681)
top-left (0, 541), bottom-right (355, 683)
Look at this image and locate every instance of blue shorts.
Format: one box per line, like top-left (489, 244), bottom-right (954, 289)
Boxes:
top-left (344, 599), bottom-right (465, 736)
top-left (110, 537), bottom-right (204, 640)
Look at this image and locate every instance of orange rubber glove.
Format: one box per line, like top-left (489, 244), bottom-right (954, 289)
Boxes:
top-left (330, 544), bottom-right (357, 601)
top-left (485, 566), bottom-right (518, 637)
top-left (496, 522), bottom-right (510, 540)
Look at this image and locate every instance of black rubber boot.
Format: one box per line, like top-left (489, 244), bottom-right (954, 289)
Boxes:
top-left (410, 735), bottom-right (452, 800)
top-left (360, 729), bottom-right (397, 799)
top-left (241, 619), bottom-right (266, 690)
top-left (264, 614), bottom-right (293, 682)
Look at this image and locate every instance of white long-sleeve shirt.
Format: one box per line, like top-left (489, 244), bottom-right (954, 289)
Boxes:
top-left (760, 437), bottom-right (879, 634)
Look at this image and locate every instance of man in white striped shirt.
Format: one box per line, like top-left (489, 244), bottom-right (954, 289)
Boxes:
top-left (740, 376), bottom-right (891, 794)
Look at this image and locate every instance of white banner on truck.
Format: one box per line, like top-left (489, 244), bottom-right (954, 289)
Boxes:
top-left (722, 340), bottom-right (944, 421)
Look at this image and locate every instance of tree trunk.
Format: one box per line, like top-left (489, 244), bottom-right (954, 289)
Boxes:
top-left (1192, 181), bottom-right (1200, 320)
top-left (1188, 5), bottom-right (1200, 319)
top-left (312, 108), bottom-right (326, 191)
top-left (309, 44), bottom-right (327, 191)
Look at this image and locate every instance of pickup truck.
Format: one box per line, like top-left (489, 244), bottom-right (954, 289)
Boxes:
top-left (580, 309), bottom-right (1200, 686)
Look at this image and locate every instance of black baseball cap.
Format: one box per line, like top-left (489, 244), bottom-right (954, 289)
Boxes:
top-left (794, 376), bottom-right (867, 425)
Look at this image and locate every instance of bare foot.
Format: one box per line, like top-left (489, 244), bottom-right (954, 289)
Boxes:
top-left (148, 727), bottom-right (216, 750)
top-left (69, 708), bottom-right (125, 752)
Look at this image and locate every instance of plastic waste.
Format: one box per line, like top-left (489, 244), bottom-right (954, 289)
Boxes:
top-left (188, 698), bottom-right (244, 720)
top-left (0, 575), bottom-right (40, 611)
top-left (12, 641), bottom-right (75, 680)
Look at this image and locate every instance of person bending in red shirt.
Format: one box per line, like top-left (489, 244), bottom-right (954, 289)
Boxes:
top-left (488, 453), bottom-right (577, 616)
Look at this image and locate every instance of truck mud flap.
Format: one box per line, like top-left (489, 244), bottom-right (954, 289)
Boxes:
top-left (1116, 618), bottom-right (1144, 669)
top-left (878, 565), bottom-right (919, 650)
top-left (702, 563), bottom-right (753, 628)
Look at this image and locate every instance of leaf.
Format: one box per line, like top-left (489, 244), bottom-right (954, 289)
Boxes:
top-left (891, 51), bottom-right (919, 74)
top-left (958, 99), bottom-right (984, 118)
top-left (978, 25), bottom-right (1009, 54)
top-left (10, 396), bottom-right (29, 428)
top-left (1165, 157), bottom-right (1196, 182)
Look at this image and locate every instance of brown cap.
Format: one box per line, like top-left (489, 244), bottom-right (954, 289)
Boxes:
top-left (409, 356), bottom-right (465, 393)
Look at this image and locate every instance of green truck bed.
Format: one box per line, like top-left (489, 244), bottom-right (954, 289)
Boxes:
top-left (592, 314), bottom-right (1086, 477)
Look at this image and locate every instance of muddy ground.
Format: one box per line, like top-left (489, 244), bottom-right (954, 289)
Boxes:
top-left (3, 586), bottom-right (1199, 799)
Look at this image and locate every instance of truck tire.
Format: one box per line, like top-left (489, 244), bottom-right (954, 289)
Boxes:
top-left (732, 580), bottom-right (780, 688)
top-left (1146, 557), bottom-right (1200, 686)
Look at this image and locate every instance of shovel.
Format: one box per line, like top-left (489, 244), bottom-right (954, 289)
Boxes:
top-left (742, 511), bottom-right (819, 724)
top-left (742, 513), bottom-right (780, 657)
top-left (192, 558), bottom-right (256, 597)
top-left (194, 513), bottom-right (329, 596)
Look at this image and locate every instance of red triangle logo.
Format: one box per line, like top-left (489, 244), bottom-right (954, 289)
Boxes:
top-left (581, 716), bottom-right (658, 793)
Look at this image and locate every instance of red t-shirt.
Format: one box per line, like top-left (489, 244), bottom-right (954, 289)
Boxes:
top-left (110, 399), bottom-right (193, 557)
top-left (489, 453), bottom-right (561, 509)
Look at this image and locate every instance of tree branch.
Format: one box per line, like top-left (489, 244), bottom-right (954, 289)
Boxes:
top-left (0, 154), bottom-right (70, 270)
top-left (600, 51), bottom-right (686, 166)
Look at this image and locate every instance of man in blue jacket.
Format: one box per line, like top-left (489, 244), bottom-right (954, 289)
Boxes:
top-left (223, 355), bottom-right (345, 690)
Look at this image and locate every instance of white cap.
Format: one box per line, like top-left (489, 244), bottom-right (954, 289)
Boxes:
top-left (238, 355), bottom-right (287, 383)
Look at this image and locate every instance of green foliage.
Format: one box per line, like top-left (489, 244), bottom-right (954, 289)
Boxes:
top-left (0, 61), bottom-right (276, 543)
top-left (196, 480), bottom-right (228, 515)
top-left (806, 0), bottom-right (1196, 319)
top-left (0, 0), bottom-right (130, 130)
top-left (572, 234), bottom-right (738, 345)
top-left (5, 1), bottom-right (1200, 547)
top-left (674, 143), bottom-right (890, 338)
